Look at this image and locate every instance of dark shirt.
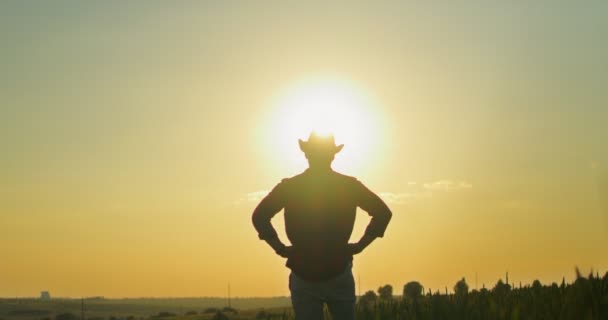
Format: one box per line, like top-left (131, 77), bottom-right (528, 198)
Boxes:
top-left (252, 169), bottom-right (392, 281)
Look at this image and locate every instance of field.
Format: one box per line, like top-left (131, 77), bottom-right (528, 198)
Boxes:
top-left (1, 270), bottom-right (607, 320)
top-left (0, 297), bottom-right (292, 320)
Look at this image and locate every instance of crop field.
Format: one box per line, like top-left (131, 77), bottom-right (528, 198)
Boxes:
top-left (1, 270), bottom-right (606, 320)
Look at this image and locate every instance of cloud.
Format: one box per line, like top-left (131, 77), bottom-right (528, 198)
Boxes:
top-left (381, 180), bottom-right (472, 204)
top-left (379, 191), bottom-right (431, 204)
top-left (245, 190), bottom-right (269, 202)
top-left (234, 190), bottom-right (269, 206)
top-left (239, 180), bottom-right (472, 206)
top-left (423, 180), bottom-right (472, 192)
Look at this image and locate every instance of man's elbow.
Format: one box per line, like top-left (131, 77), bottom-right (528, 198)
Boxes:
top-left (251, 207), bottom-right (265, 229)
top-left (252, 205), bottom-right (275, 230)
top-left (383, 207), bottom-right (393, 224)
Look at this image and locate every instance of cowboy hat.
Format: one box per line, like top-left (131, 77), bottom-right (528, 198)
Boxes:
top-left (298, 132), bottom-right (344, 154)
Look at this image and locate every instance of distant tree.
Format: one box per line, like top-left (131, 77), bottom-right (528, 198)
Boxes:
top-left (359, 290), bottom-right (377, 305)
top-left (377, 284), bottom-right (393, 300)
top-left (204, 307), bottom-right (220, 313)
top-left (55, 313), bottom-right (78, 320)
top-left (403, 281), bottom-right (424, 320)
top-left (453, 277), bottom-right (469, 319)
top-left (454, 277), bottom-right (469, 297)
top-left (403, 281), bottom-right (423, 301)
top-left (185, 310), bottom-right (198, 315)
top-left (492, 279), bottom-right (511, 296)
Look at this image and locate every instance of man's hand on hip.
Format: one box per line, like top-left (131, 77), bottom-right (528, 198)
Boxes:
top-left (347, 243), bottom-right (364, 255)
top-left (348, 234), bottom-right (377, 255)
top-left (277, 245), bottom-right (293, 258)
top-left (265, 236), bottom-right (292, 258)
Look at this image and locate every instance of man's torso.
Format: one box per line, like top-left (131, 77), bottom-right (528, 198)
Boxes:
top-left (278, 170), bottom-right (361, 281)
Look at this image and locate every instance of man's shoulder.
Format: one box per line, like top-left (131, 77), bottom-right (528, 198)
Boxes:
top-left (282, 172), bottom-right (304, 181)
top-left (277, 170), bottom-right (362, 187)
top-left (332, 171), bottom-right (362, 185)
top-left (276, 172), bottom-right (305, 187)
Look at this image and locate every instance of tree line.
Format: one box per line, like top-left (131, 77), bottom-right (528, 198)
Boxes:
top-left (22, 269), bottom-right (607, 320)
top-left (356, 268), bottom-right (608, 320)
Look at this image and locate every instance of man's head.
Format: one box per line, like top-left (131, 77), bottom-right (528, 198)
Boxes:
top-left (299, 132), bottom-right (344, 168)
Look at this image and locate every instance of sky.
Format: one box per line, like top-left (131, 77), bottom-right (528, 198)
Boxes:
top-left (1, 1), bottom-right (607, 298)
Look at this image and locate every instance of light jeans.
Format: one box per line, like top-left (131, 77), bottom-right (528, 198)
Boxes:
top-left (289, 262), bottom-right (356, 320)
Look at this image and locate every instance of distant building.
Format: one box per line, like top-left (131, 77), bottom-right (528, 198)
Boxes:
top-left (40, 291), bottom-right (51, 300)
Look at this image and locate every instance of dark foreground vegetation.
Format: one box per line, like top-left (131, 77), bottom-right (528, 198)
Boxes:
top-left (355, 268), bottom-right (607, 320)
top-left (1, 269), bottom-right (606, 320)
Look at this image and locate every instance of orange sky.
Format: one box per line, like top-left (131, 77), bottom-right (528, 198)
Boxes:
top-left (1, 2), bottom-right (607, 297)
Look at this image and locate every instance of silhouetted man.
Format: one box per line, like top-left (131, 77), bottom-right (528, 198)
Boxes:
top-left (252, 132), bottom-right (392, 320)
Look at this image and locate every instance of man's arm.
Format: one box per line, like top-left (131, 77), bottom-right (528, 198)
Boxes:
top-left (349, 180), bottom-right (392, 254)
top-left (251, 181), bottom-right (290, 257)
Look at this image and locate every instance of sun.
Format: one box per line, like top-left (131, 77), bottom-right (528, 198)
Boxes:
top-left (261, 75), bottom-right (386, 175)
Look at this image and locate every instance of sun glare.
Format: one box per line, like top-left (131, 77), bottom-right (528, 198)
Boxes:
top-left (262, 76), bottom-right (385, 175)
